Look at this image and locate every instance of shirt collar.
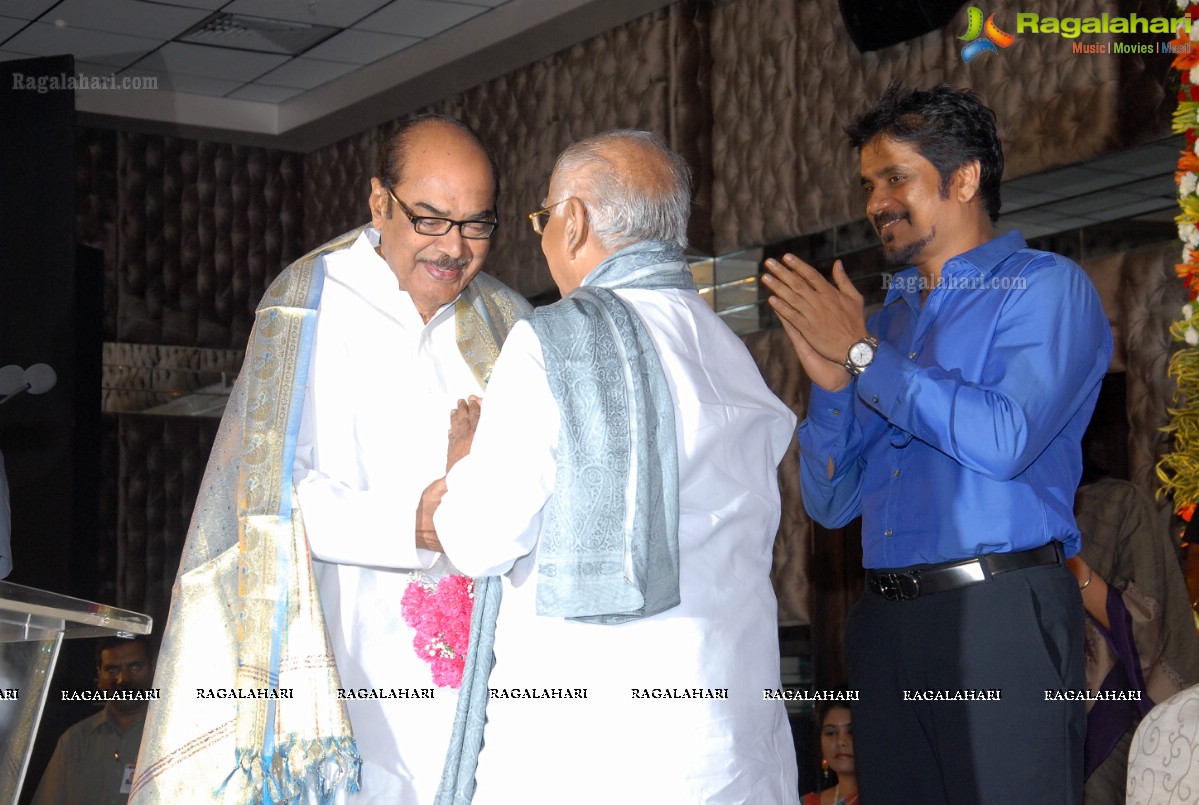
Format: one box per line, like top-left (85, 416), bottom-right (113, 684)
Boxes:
top-left (948, 230), bottom-right (1027, 277)
top-left (880, 229), bottom-right (1028, 307)
top-left (350, 226), bottom-right (458, 328)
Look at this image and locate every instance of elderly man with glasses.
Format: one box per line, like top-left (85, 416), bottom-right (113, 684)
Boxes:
top-left (133, 114), bottom-right (529, 805)
top-left (420, 129), bottom-right (799, 804)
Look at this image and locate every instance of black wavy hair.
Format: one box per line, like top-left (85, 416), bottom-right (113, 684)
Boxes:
top-left (845, 83), bottom-right (1004, 222)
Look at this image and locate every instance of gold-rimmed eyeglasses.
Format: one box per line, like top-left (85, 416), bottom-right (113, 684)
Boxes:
top-left (386, 187), bottom-right (497, 240)
top-left (527, 197), bottom-right (574, 236)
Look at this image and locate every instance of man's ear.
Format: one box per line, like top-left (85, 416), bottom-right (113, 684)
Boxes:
top-left (369, 177), bottom-right (388, 229)
top-left (564, 197), bottom-right (589, 260)
top-left (952, 159), bottom-right (982, 203)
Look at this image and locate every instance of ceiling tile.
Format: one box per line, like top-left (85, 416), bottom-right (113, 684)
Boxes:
top-left (0, 16), bottom-right (29, 43)
top-left (75, 60), bottom-right (125, 77)
top-left (1093, 197), bottom-right (1178, 221)
top-left (1050, 215), bottom-right (1103, 229)
top-left (1048, 190), bottom-right (1146, 217)
top-left (999, 186), bottom-right (1062, 212)
top-left (120, 65), bottom-right (245, 96)
top-left (1015, 166), bottom-right (1125, 196)
top-left (224, 0), bottom-right (394, 28)
top-left (256, 56), bottom-right (357, 89)
top-left (227, 82), bottom-right (305, 102)
top-left (357, 0), bottom-right (489, 38)
top-left (4, 22), bottom-right (159, 68)
top-left (1118, 175), bottom-right (1175, 196)
top-left (3, 0), bottom-right (58, 20)
top-left (43, 0), bottom-right (210, 40)
top-left (302, 28), bottom-right (418, 64)
top-left (140, 0), bottom-right (229, 9)
top-left (1090, 144), bottom-right (1180, 177)
top-left (998, 220), bottom-right (1055, 239)
top-left (133, 41), bottom-right (289, 81)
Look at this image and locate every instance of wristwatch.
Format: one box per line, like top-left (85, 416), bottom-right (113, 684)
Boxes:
top-left (844, 336), bottom-right (880, 376)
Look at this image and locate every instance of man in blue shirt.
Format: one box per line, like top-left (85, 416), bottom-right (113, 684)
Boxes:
top-left (762, 84), bottom-right (1112, 804)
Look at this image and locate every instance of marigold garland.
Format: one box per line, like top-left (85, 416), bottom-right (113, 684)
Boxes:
top-left (1156, 3), bottom-right (1199, 522)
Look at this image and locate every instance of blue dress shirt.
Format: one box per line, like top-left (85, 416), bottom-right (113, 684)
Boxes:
top-left (797, 231), bottom-right (1113, 568)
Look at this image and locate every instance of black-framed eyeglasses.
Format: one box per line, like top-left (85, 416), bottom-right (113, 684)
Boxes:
top-left (386, 187), bottom-right (497, 240)
top-left (527, 197), bottom-right (573, 236)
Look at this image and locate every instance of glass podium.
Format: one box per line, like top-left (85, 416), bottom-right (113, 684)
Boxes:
top-left (0, 580), bottom-right (151, 805)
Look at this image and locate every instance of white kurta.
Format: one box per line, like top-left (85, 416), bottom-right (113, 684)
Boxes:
top-left (435, 288), bottom-right (801, 805)
top-left (293, 229), bottom-right (481, 804)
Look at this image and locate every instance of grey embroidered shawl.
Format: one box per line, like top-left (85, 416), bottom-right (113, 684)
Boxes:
top-left (532, 239), bottom-right (693, 623)
top-left (436, 240), bottom-right (694, 804)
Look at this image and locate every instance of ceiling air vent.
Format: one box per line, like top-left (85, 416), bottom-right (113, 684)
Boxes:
top-left (176, 12), bottom-right (338, 56)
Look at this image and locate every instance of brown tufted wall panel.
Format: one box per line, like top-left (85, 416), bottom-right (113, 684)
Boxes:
top-left (302, 128), bottom-right (379, 251)
top-left (78, 129), bottom-right (306, 348)
top-left (1116, 0), bottom-right (1180, 151)
top-left (1118, 244), bottom-right (1186, 529)
top-left (116, 133), bottom-right (305, 348)
top-left (744, 327), bottom-right (809, 625)
top-left (76, 128), bottom-right (119, 339)
top-left (706, 0), bottom-right (1162, 254)
top-left (115, 415), bottom-right (220, 627)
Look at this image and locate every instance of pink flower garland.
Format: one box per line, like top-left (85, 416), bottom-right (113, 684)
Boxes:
top-left (400, 574), bottom-right (475, 689)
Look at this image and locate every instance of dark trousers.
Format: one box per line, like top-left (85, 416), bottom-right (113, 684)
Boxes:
top-left (846, 561), bottom-right (1085, 805)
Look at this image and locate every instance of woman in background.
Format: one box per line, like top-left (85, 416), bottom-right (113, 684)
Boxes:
top-left (803, 703), bottom-right (859, 805)
top-left (1071, 478), bottom-right (1199, 804)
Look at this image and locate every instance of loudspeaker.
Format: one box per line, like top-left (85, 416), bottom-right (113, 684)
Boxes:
top-left (839, 0), bottom-right (968, 52)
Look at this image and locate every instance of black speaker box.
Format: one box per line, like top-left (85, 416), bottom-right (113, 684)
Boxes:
top-left (839, 0), bottom-right (969, 51)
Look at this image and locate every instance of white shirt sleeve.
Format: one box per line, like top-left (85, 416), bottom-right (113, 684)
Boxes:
top-left (434, 321), bottom-right (558, 577)
top-left (294, 469), bottom-right (439, 570)
top-left (290, 243), bottom-right (487, 572)
top-left (293, 403), bottom-right (440, 569)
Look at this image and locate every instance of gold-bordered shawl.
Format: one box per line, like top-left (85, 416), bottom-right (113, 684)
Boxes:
top-left (131, 226), bottom-right (530, 804)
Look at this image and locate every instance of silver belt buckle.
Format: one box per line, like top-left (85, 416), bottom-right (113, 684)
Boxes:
top-left (875, 572), bottom-right (921, 601)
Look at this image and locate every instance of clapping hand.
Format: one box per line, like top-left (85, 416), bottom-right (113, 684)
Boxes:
top-left (761, 255), bottom-right (869, 392)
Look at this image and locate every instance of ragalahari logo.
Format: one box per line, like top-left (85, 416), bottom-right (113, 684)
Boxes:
top-left (959, 8), bottom-right (1016, 62)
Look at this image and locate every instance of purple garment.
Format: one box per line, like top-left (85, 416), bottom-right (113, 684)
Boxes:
top-left (1083, 586), bottom-right (1154, 778)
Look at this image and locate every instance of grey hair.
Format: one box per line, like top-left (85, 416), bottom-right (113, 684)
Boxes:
top-left (551, 129), bottom-right (691, 250)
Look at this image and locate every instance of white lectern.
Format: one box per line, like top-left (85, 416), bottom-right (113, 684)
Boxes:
top-left (0, 580), bottom-right (151, 804)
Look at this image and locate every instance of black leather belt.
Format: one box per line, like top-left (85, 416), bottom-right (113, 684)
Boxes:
top-left (866, 542), bottom-right (1062, 601)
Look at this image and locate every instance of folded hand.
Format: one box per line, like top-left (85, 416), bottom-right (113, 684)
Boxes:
top-left (447, 396), bottom-right (482, 471)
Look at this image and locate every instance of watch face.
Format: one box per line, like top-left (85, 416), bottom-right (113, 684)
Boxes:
top-left (849, 341), bottom-right (875, 368)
